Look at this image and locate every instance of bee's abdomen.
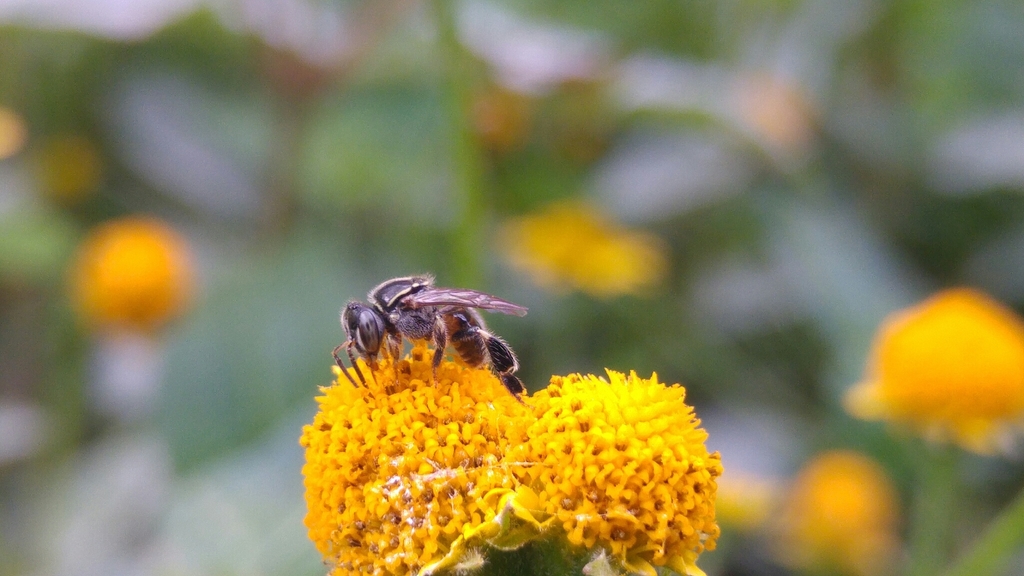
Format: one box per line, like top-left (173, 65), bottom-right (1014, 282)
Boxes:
top-left (444, 310), bottom-right (487, 367)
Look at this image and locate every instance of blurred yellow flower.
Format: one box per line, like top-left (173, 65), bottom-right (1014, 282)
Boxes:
top-left (0, 106), bottom-right (28, 160)
top-left (69, 217), bottom-right (194, 333)
top-left (472, 86), bottom-right (532, 154)
top-left (774, 450), bottom-right (900, 576)
top-left (300, 344), bottom-right (533, 576)
top-left (714, 471), bottom-right (779, 533)
top-left (845, 288), bottom-right (1024, 454)
top-left (500, 201), bottom-right (667, 298)
top-left (511, 370), bottom-right (721, 576)
top-left (36, 134), bottom-right (103, 204)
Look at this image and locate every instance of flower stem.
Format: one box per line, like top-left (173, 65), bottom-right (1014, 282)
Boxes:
top-left (432, 0), bottom-right (487, 288)
top-left (907, 443), bottom-right (958, 576)
top-left (942, 484), bottom-right (1024, 576)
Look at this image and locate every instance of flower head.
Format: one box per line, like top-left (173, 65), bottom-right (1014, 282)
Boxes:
top-left (301, 346), bottom-right (719, 576)
top-left (300, 344), bottom-right (533, 576)
top-left (714, 471), bottom-right (779, 533)
top-left (511, 371), bottom-right (721, 576)
top-left (69, 217), bottom-right (194, 333)
top-left (500, 200), bottom-right (667, 298)
top-left (773, 450), bottom-right (899, 576)
top-left (845, 288), bottom-right (1024, 454)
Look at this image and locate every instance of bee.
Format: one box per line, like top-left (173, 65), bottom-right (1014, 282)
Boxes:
top-left (334, 275), bottom-right (528, 398)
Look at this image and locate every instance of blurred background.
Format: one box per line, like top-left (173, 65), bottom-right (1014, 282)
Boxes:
top-left (2, 0), bottom-right (1024, 574)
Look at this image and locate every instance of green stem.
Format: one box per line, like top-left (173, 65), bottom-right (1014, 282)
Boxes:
top-left (942, 484), bottom-right (1024, 576)
top-left (907, 443), bottom-right (958, 576)
top-left (262, 97), bottom-right (307, 240)
top-left (432, 0), bottom-right (487, 288)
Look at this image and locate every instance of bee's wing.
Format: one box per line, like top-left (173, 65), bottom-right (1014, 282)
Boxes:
top-left (403, 288), bottom-right (528, 316)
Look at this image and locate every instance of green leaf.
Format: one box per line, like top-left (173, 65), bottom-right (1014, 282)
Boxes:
top-left (0, 205), bottom-right (78, 283)
top-left (158, 226), bottom-right (360, 470)
top-left (299, 85), bottom-right (452, 226)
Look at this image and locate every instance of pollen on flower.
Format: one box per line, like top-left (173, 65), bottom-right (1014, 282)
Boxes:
top-left (499, 200), bottom-right (667, 298)
top-left (773, 450), bottom-right (899, 576)
top-left (300, 343), bottom-right (533, 576)
top-left (845, 288), bottom-right (1024, 454)
top-left (510, 370), bottom-right (721, 576)
top-left (68, 217), bottom-right (194, 333)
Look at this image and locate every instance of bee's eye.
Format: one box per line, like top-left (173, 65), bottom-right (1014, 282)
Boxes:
top-left (356, 309), bottom-right (383, 352)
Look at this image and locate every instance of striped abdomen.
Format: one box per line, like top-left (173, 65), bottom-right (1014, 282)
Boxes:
top-left (443, 309), bottom-right (487, 367)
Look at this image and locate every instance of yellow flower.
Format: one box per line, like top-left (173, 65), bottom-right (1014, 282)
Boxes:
top-left (471, 86), bottom-right (532, 154)
top-left (301, 346), bottom-right (719, 576)
top-left (845, 288), bottom-right (1024, 454)
top-left (300, 344), bottom-right (533, 576)
top-left (510, 371), bottom-right (721, 576)
top-left (36, 134), bottom-right (103, 204)
top-left (69, 217), bottom-right (194, 333)
top-left (500, 201), bottom-right (667, 298)
top-left (773, 450), bottom-right (899, 576)
top-left (714, 471), bottom-right (779, 533)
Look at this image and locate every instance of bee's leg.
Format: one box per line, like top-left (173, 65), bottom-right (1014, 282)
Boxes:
top-left (351, 347), bottom-right (370, 385)
top-left (484, 332), bottom-right (526, 401)
top-left (430, 317), bottom-right (448, 383)
top-left (333, 341), bottom-right (364, 387)
top-left (382, 332), bottom-right (401, 383)
top-left (385, 332), bottom-right (402, 361)
top-left (499, 374), bottom-right (526, 403)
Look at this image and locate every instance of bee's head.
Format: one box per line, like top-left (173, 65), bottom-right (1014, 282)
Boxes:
top-left (342, 301), bottom-right (386, 355)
